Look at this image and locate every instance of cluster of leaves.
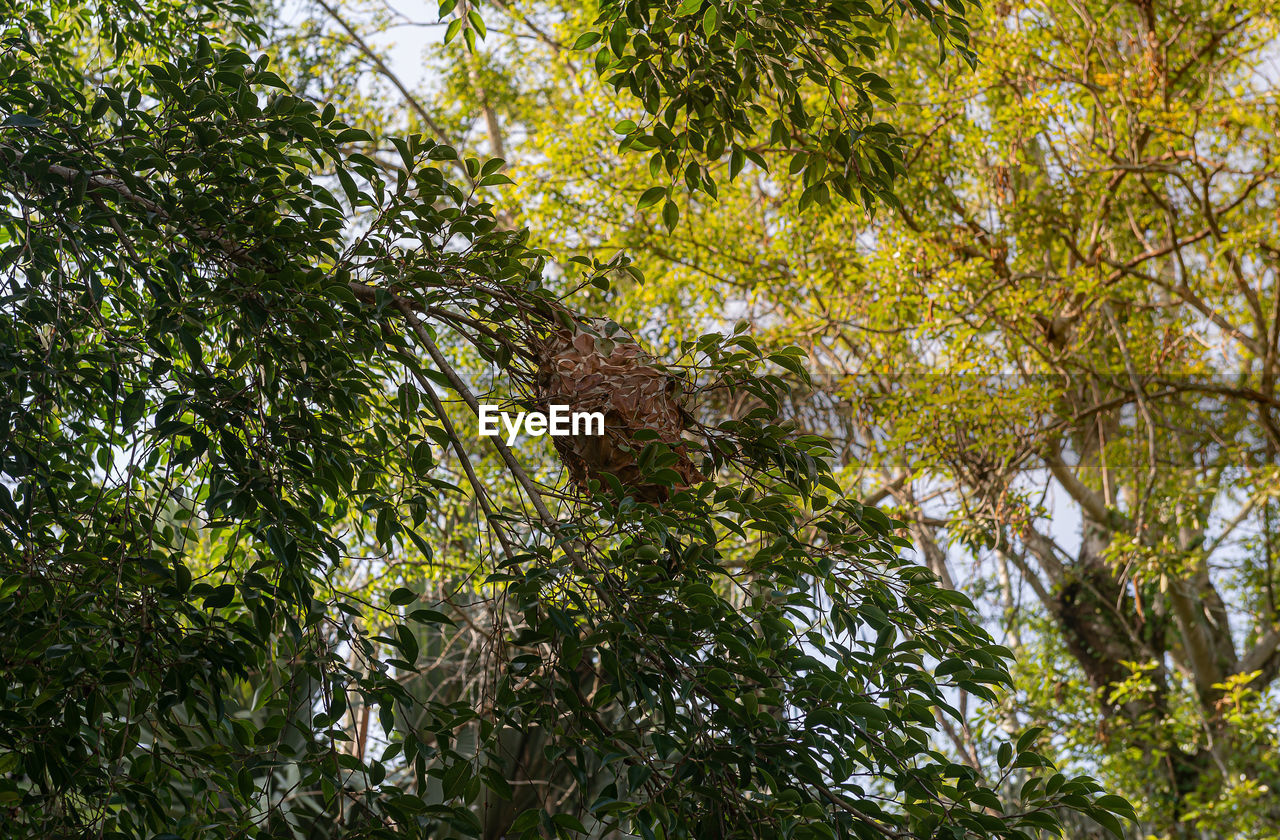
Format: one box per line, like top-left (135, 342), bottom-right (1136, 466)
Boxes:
top-left (580, 0), bottom-right (978, 222)
top-left (0, 2), bottom-right (521, 831)
top-left (2, 0), bottom-right (1135, 838)
top-left (441, 0), bottom-right (977, 222)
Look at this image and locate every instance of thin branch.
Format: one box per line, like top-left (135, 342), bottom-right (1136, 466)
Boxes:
top-left (392, 299), bottom-right (595, 578)
top-left (311, 0), bottom-right (475, 186)
top-left (1101, 302), bottom-right (1159, 531)
top-left (392, 345), bottom-right (519, 563)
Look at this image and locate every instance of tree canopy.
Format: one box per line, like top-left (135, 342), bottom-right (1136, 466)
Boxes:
top-left (0, 0), bottom-right (1137, 839)
top-left (364, 0), bottom-right (1280, 837)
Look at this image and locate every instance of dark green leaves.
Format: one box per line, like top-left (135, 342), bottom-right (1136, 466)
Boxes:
top-left (389, 587), bottom-right (418, 606)
top-left (202, 584), bottom-right (237, 609)
top-left (1, 113), bottom-right (44, 127)
top-left (0, 2), bottom-right (504, 834)
top-left (661, 198), bottom-right (679, 230)
top-left (578, 0), bottom-right (979, 215)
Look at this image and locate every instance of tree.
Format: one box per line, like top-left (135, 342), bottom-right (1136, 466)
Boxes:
top-left (0, 0), bottom-right (1133, 838)
top-left (402, 0), bottom-right (1280, 836)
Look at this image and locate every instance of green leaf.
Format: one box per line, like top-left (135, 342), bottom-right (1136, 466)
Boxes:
top-left (997, 742), bottom-right (1012, 767)
top-left (552, 813), bottom-right (587, 833)
top-left (395, 623), bottom-right (419, 663)
top-left (1090, 810), bottom-right (1127, 839)
top-left (467, 8), bottom-right (486, 39)
top-left (510, 810), bottom-right (540, 832)
top-left (662, 199), bottom-right (679, 231)
top-left (389, 587), bottom-right (417, 606)
top-left (1016, 726), bottom-right (1043, 754)
top-left (203, 585), bottom-right (235, 609)
top-left (408, 608), bottom-right (456, 626)
top-left (335, 127), bottom-right (372, 144)
top-left (1093, 794), bottom-right (1136, 818)
top-left (2, 114), bottom-right (44, 127)
top-left (638, 186), bottom-right (666, 209)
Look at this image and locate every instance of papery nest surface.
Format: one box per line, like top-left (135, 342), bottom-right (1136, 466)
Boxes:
top-left (534, 325), bottom-right (704, 502)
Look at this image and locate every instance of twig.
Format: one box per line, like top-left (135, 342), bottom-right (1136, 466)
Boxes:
top-left (312, 0), bottom-right (475, 187)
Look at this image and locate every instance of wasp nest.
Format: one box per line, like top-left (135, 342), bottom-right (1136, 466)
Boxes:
top-left (534, 324), bottom-right (704, 502)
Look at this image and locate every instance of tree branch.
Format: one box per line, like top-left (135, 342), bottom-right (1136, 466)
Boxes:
top-left (312, 0), bottom-right (475, 186)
